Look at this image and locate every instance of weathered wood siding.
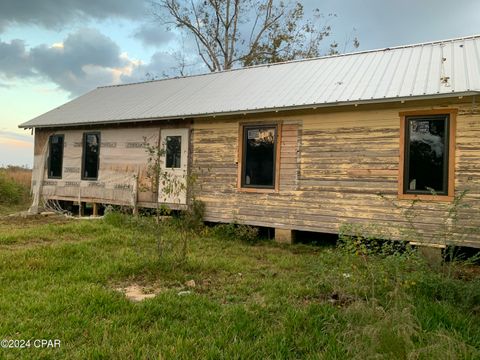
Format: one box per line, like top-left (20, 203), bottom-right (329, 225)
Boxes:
top-left (31, 98), bottom-right (480, 247)
top-left (192, 101), bottom-right (480, 247)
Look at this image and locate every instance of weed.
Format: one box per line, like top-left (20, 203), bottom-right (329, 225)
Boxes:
top-left (338, 223), bottom-right (413, 257)
top-left (0, 216), bottom-right (479, 358)
top-left (0, 172), bottom-right (29, 205)
top-left (210, 222), bottom-right (260, 243)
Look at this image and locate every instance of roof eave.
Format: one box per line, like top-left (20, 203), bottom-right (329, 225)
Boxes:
top-left (18, 91), bottom-right (480, 129)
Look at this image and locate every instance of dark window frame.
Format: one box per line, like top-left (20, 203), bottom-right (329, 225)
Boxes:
top-left (165, 135), bottom-right (182, 169)
top-left (47, 134), bottom-right (64, 179)
top-left (240, 124), bottom-right (279, 190)
top-left (398, 109), bottom-right (456, 201)
top-left (81, 132), bottom-right (101, 181)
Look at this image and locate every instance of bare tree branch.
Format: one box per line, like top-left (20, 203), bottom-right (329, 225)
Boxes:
top-left (150, 0), bottom-right (359, 72)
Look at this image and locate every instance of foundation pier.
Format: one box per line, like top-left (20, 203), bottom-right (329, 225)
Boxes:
top-left (275, 229), bottom-right (295, 244)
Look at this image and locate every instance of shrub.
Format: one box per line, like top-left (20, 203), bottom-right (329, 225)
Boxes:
top-left (103, 211), bottom-right (133, 228)
top-left (180, 199), bottom-right (205, 231)
top-left (338, 223), bottom-right (413, 257)
top-left (211, 222), bottom-right (259, 243)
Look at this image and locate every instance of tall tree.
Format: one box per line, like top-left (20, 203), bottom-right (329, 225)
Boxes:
top-left (151, 0), bottom-right (358, 72)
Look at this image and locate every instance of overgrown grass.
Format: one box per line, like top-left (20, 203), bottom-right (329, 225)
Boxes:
top-left (0, 213), bottom-right (479, 359)
top-left (0, 166), bottom-right (31, 215)
top-left (0, 166), bottom-right (32, 188)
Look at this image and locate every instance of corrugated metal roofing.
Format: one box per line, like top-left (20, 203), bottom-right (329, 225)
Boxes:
top-left (20, 35), bottom-right (480, 128)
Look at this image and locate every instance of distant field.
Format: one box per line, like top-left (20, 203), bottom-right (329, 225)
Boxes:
top-left (0, 213), bottom-right (479, 359)
top-left (0, 166), bottom-right (32, 188)
top-left (0, 166), bottom-right (31, 215)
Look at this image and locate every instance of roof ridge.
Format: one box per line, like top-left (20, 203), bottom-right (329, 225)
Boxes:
top-left (98, 34), bottom-right (480, 89)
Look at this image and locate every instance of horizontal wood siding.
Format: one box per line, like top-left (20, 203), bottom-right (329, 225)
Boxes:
top-left (193, 102), bottom-right (480, 247)
top-left (32, 99), bottom-right (480, 247)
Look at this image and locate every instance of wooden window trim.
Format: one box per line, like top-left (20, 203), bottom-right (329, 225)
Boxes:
top-left (47, 134), bottom-right (64, 179)
top-left (398, 109), bottom-right (457, 202)
top-left (237, 122), bottom-right (282, 193)
top-left (81, 132), bottom-right (101, 181)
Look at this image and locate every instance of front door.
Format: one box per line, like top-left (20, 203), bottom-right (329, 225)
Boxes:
top-left (159, 128), bottom-right (189, 205)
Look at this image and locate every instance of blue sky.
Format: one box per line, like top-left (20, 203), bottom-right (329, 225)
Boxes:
top-left (1, 0), bottom-right (480, 167)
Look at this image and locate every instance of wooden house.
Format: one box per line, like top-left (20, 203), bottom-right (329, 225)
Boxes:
top-left (20, 35), bottom-right (480, 248)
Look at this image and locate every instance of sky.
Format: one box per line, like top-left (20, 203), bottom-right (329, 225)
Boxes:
top-left (1, 0), bottom-right (479, 167)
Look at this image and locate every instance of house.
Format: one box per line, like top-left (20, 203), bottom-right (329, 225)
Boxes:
top-left (19, 35), bottom-right (480, 248)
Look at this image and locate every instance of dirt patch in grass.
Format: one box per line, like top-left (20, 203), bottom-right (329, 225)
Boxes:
top-left (114, 278), bottom-right (201, 302)
top-left (116, 284), bottom-right (160, 302)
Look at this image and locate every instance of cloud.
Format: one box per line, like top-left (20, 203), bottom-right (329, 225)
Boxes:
top-left (133, 23), bottom-right (176, 47)
top-left (30, 28), bottom-right (126, 94)
top-left (0, 39), bottom-right (33, 78)
top-left (0, 28), bottom-right (204, 96)
top-left (0, 0), bottom-right (148, 31)
top-left (122, 51), bottom-right (180, 82)
top-left (0, 28), bottom-right (141, 95)
top-left (0, 133), bottom-right (33, 166)
top-left (0, 130), bottom-right (33, 146)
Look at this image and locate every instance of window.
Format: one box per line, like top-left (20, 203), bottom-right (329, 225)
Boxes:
top-left (48, 134), bottom-right (64, 179)
top-left (399, 110), bottom-right (456, 199)
top-left (240, 125), bottom-right (278, 189)
top-left (82, 132), bottom-right (100, 180)
top-left (166, 136), bottom-right (181, 168)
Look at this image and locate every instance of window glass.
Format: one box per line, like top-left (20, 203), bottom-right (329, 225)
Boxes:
top-left (83, 133), bottom-right (100, 179)
top-left (166, 136), bottom-right (181, 168)
top-left (48, 135), bottom-right (64, 178)
top-left (243, 126), bottom-right (276, 188)
top-left (405, 115), bottom-right (448, 194)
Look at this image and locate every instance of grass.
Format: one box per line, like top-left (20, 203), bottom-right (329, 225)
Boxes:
top-left (0, 212), bottom-right (479, 359)
top-left (0, 166), bottom-right (32, 188)
top-left (0, 166), bottom-right (31, 215)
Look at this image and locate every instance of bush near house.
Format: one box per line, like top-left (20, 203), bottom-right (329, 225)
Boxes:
top-left (0, 212), bottom-right (479, 359)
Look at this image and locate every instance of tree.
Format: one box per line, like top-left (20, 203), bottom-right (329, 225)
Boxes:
top-left (151, 0), bottom-right (359, 72)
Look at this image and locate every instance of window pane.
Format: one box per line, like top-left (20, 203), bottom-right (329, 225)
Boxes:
top-left (243, 127), bottom-right (276, 187)
top-left (166, 136), bottom-right (181, 168)
top-left (83, 133), bottom-right (99, 179)
top-left (49, 135), bottom-right (63, 178)
top-left (406, 116), bottom-right (448, 194)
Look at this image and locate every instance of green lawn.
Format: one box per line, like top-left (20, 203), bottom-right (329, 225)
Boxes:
top-left (0, 213), bottom-right (479, 359)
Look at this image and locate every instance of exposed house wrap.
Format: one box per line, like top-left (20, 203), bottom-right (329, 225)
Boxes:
top-left (32, 127), bottom-right (156, 212)
top-left (29, 129), bottom-right (51, 214)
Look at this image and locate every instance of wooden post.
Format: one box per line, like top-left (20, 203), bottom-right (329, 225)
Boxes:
top-left (275, 229), bottom-right (295, 244)
top-left (417, 245), bottom-right (444, 266)
top-left (132, 169), bottom-right (139, 216)
top-left (78, 187), bottom-right (82, 217)
top-left (411, 242), bottom-right (444, 266)
top-left (92, 203), bottom-right (98, 217)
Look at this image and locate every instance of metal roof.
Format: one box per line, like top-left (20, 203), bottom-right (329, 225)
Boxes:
top-left (20, 34), bottom-right (480, 128)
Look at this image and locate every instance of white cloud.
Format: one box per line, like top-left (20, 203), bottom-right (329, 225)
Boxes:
top-left (0, 29), bottom-right (146, 95)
